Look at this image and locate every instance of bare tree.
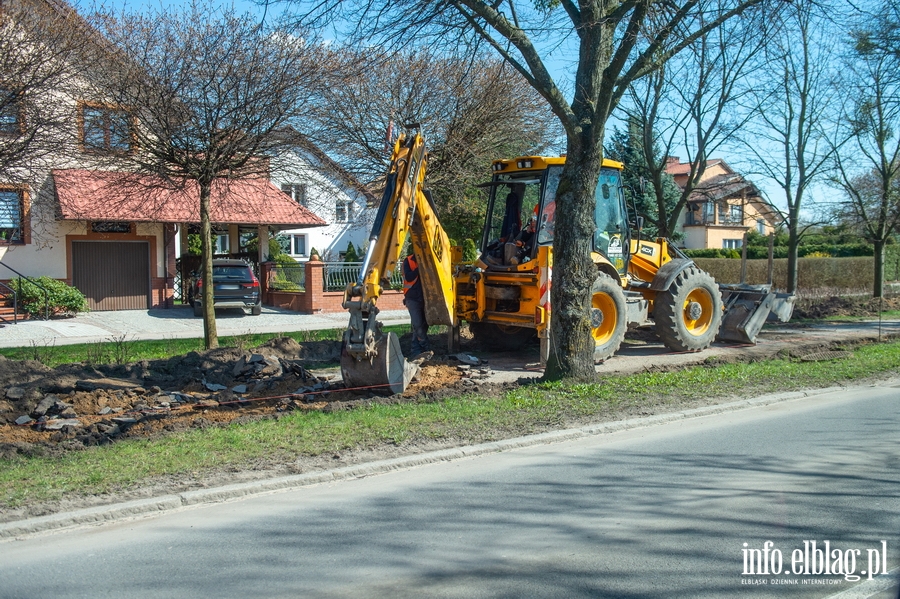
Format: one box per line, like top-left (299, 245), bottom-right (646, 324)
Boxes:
top-left (621, 4), bottom-right (768, 238)
top-left (741, 0), bottom-right (843, 294)
top-left (304, 47), bottom-right (560, 243)
top-left (86, 2), bottom-right (329, 348)
top-left (830, 1), bottom-right (900, 297)
top-left (288, 0), bottom-right (772, 381)
top-left (0, 0), bottom-right (87, 182)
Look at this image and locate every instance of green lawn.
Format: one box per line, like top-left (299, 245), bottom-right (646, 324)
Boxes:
top-left (1, 339), bottom-right (898, 510)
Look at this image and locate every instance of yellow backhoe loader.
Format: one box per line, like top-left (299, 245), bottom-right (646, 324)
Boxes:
top-left (340, 128), bottom-right (792, 392)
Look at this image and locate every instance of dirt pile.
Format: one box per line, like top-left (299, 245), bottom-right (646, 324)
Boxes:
top-left (792, 295), bottom-right (900, 319)
top-left (0, 336), bottom-right (490, 459)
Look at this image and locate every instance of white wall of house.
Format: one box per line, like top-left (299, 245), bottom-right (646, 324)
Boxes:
top-left (269, 147), bottom-right (374, 262)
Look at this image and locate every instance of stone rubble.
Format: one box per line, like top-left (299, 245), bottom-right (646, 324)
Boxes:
top-left (0, 336), bottom-right (483, 457)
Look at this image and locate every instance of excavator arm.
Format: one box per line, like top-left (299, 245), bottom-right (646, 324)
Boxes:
top-left (340, 128), bottom-right (456, 393)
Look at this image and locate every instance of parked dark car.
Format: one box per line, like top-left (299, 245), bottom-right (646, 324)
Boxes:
top-left (190, 259), bottom-right (261, 316)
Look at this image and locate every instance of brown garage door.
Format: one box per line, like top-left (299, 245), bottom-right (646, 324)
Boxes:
top-left (72, 241), bottom-right (150, 311)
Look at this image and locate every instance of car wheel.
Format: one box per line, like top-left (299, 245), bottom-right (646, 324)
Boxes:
top-left (193, 302), bottom-right (203, 317)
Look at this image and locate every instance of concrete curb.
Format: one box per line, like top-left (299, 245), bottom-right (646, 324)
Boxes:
top-left (0, 383), bottom-right (857, 540)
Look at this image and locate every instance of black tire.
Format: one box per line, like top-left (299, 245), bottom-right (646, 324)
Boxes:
top-left (590, 274), bottom-right (627, 363)
top-left (469, 322), bottom-right (536, 350)
top-left (654, 266), bottom-right (723, 352)
top-left (250, 305), bottom-right (261, 316)
top-left (193, 302), bottom-right (203, 317)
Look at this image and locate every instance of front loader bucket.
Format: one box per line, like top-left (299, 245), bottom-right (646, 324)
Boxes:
top-left (717, 284), bottom-right (783, 345)
top-left (340, 332), bottom-right (417, 394)
top-left (767, 292), bottom-right (796, 323)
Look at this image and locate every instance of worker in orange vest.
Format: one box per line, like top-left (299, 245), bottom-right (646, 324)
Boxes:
top-left (402, 249), bottom-right (431, 360)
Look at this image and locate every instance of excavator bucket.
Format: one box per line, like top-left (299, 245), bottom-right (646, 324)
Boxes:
top-left (718, 284), bottom-right (795, 345)
top-left (340, 332), bottom-right (418, 394)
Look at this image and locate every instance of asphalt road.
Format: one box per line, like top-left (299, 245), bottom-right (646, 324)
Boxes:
top-left (2, 383), bottom-right (898, 599)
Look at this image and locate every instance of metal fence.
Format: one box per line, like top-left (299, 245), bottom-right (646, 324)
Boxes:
top-left (270, 263), bottom-right (306, 292)
top-left (262, 261), bottom-right (405, 294)
top-left (323, 262), bottom-right (403, 292)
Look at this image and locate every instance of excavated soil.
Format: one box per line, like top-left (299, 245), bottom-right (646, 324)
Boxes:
top-left (0, 332), bottom-right (503, 460)
top-left (792, 294), bottom-right (900, 319)
top-left (1, 294), bottom-right (897, 458)
top-left (0, 296), bottom-right (897, 521)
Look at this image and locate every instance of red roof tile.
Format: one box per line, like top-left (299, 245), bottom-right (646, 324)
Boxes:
top-left (53, 169), bottom-right (326, 227)
top-left (665, 157), bottom-right (724, 177)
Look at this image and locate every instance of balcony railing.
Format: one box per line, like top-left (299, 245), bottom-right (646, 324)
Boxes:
top-left (685, 215), bottom-right (746, 226)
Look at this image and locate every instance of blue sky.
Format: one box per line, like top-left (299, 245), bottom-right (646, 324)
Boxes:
top-left (83, 0), bottom-right (811, 220)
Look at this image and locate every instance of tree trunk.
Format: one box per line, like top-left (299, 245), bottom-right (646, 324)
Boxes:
top-left (544, 135), bottom-right (604, 382)
top-left (199, 182), bottom-right (218, 349)
top-left (873, 239), bottom-right (885, 298)
top-left (786, 215), bottom-right (800, 294)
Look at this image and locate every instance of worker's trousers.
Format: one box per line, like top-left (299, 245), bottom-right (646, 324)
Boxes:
top-left (405, 298), bottom-right (430, 355)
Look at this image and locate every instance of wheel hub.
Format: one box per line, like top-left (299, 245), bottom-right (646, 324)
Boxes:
top-left (591, 308), bottom-right (604, 328)
top-left (686, 301), bottom-right (703, 321)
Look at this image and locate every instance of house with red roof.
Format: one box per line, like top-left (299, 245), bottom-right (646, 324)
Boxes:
top-left (665, 157), bottom-right (781, 250)
top-left (268, 130), bottom-right (377, 262)
top-left (0, 0), bottom-right (366, 313)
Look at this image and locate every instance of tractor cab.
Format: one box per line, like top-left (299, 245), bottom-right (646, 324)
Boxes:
top-left (478, 156), bottom-right (630, 276)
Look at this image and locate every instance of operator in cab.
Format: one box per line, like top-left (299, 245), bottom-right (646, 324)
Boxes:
top-left (402, 249), bottom-right (432, 361)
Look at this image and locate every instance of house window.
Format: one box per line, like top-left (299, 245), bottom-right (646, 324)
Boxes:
top-left (703, 202), bottom-right (715, 223)
top-left (0, 188), bottom-right (24, 243)
top-left (0, 88), bottom-right (24, 135)
top-left (757, 219), bottom-right (766, 235)
top-left (723, 238), bottom-right (742, 249)
top-left (214, 234), bottom-right (230, 254)
top-left (91, 221), bottom-right (132, 233)
top-left (728, 204), bottom-right (743, 224)
top-left (281, 183), bottom-right (307, 206)
top-left (288, 234), bottom-right (307, 257)
top-left (79, 102), bottom-right (133, 153)
top-left (335, 201), bottom-right (353, 223)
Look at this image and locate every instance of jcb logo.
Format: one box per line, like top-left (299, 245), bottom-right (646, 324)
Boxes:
top-left (433, 234), bottom-right (444, 262)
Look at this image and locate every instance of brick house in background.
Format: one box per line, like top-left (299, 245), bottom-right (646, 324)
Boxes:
top-left (665, 157), bottom-right (782, 250)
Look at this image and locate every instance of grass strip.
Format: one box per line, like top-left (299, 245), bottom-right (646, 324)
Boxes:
top-left (0, 326), bottom-right (409, 368)
top-left (1, 339), bottom-right (898, 510)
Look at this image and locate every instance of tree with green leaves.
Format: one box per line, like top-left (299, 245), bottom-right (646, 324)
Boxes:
top-left (343, 241), bottom-right (360, 262)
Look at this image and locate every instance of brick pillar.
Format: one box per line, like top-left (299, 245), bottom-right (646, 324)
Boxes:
top-left (304, 257), bottom-right (324, 313)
